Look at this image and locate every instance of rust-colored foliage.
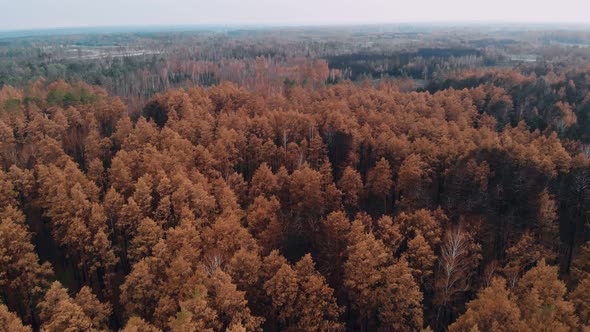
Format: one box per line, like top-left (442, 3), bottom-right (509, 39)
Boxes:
top-left (0, 72), bottom-right (588, 331)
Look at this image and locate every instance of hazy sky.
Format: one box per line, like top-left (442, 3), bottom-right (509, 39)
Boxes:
top-left (1, 0), bottom-right (589, 30)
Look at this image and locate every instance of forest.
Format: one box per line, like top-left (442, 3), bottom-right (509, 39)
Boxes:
top-left (0, 25), bottom-right (590, 331)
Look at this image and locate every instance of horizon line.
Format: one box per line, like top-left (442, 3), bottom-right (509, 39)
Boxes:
top-left (2, 20), bottom-right (590, 34)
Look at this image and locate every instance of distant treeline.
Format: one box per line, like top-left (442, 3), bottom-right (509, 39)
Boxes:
top-left (0, 27), bottom-right (589, 112)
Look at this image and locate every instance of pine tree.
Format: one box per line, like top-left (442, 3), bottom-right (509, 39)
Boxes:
top-left (265, 254), bottom-right (343, 331)
top-left (378, 258), bottom-right (424, 331)
top-left (570, 275), bottom-right (590, 327)
top-left (0, 304), bottom-right (31, 332)
top-left (337, 166), bottom-right (363, 211)
top-left (0, 208), bottom-right (52, 323)
top-left (74, 286), bottom-right (112, 330)
top-left (404, 231), bottom-right (437, 285)
top-left (38, 282), bottom-right (95, 332)
top-left (207, 269), bottom-right (264, 331)
top-left (449, 278), bottom-right (527, 332)
top-left (514, 260), bottom-right (578, 331)
top-left (366, 157), bottom-right (393, 213)
top-left (121, 317), bottom-right (162, 332)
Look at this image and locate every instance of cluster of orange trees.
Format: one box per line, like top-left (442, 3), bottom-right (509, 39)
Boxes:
top-left (0, 69), bottom-right (589, 331)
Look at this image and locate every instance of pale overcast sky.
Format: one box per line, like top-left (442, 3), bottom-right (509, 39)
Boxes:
top-left (1, 0), bottom-right (589, 30)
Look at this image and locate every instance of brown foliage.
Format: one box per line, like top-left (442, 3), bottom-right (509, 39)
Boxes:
top-left (0, 76), bottom-right (587, 331)
top-left (0, 304), bottom-right (31, 332)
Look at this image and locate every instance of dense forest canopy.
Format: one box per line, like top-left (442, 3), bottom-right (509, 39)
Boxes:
top-left (0, 25), bottom-right (589, 332)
